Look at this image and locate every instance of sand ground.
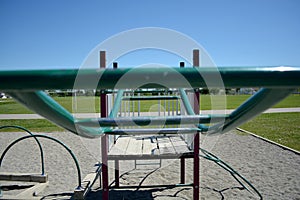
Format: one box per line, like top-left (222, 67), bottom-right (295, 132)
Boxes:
top-left (0, 131), bottom-right (299, 199)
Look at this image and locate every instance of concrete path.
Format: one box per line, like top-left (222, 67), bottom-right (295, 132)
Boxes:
top-left (0, 107), bottom-right (299, 119)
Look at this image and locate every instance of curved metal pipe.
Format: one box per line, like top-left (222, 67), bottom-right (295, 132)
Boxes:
top-left (0, 125), bottom-right (45, 175)
top-left (200, 148), bottom-right (263, 199)
top-left (0, 134), bottom-right (83, 190)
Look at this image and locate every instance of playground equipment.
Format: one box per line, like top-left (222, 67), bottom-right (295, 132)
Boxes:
top-left (0, 49), bottom-right (300, 199)
top-left (0, 126), bottom-right (102, 200)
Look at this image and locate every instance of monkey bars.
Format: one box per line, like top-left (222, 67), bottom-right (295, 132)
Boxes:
top-left (1, 62), bottom-right (300, 200)
top-left (1, 66), bottom-right (299, 138)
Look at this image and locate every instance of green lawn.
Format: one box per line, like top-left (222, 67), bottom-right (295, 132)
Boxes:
top-left (0, 119), bottom-right (64, 132)
top-left (1, 94), bottom-right (299, 114)
top-left (201, 94), bottom-right (300, 110)
top-left (240, 112), bottom-right (300, 151)
top-left (0, 96), bottom-right (101, 114)
top-left (0, 99), bottom-right (35, 114)
top-left (273, 94), bottom-right (300, 108)
top-left (200, 95), bottom-right (250, 110)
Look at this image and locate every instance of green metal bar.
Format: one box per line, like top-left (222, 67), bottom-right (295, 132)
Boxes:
top-left (7, 91), bottom-right (105, 138)
top-left (7, 91), bottom-right (76, 131)
top-left (0, 126), bottom-right (45, 175)
top-left (209, 88), bottom-right (296, 134)
top-left (1, 66), bottom-right (300, 90)
top-left (0, 134), bottom-right (83, 190)
top-left (104, 127), bottom-right (201, 135)
top-left (109, 90), bottom-right (124, 118)
top-left (200, 148), bottom-right (262, 199)
top-left (179, 89), bottom-right (210, 131)
top-left (2, 67), bottom-right (299, 138)
top-left (179, 89), bottom-right (195, 115)
top-left (76, 115), bottom-right (228, 127)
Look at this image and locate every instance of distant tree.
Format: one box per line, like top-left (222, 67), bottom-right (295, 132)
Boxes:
top-left (200, 88), bottom-right (209, 95)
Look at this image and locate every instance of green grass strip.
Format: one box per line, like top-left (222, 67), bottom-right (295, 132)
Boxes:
top-left (0, 119), bottom-right (64, 132)
top-left (1, 94), bottom-right (299, 114)
top-left (240, 112), bottom-right (300, 151)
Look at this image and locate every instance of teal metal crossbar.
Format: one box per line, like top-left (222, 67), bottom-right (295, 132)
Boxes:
top-left (76, 115), bottom-right (228, 127)
top-left (1, 66), bottom-right (300, 90)
top-left (1, 66), bottom-right (299, 138)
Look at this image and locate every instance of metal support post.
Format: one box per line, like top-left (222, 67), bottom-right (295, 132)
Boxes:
top-left (180, 157), bottom-right (185, 184)
top-left (115, 160), bottom-right (120, 188)
top-left (138, 93), bottom-right (141, 117)
top-left (193, 132), bottom-right (200, 200)
top-left (193, 49), bottom-right (200, 200)
top-left (100, 50), bottom-right (109, 200)
top-left (180, 61), bottom-right (186, 185)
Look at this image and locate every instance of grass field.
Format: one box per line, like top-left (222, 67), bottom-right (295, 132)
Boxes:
top-left (0, 96), bottom-right (101, 114)
top-left (0, 119), bottom-right (64, 132)
top-left (1, 94), bottom-right (299, 114)
top-left (240, 112), bottom-right (300, 151)
top-left (1, 94), bottom-right (299, 150)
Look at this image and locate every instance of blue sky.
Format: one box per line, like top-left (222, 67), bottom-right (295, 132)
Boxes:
top-left (0, 0), bottom-right (299, 69)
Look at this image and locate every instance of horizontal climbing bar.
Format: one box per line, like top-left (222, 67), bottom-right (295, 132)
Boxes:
top-left (104, 127), bottom-right (201, 135)
top-left (76, 115), bottom-right (228, 127)
top-left (1, 66), bottom-right (300, 90)
top-left (122, 96), bottom-right (180, 101)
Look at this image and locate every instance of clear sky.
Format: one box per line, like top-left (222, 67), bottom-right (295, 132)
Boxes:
top-left (0, 0), bottom-right (299, 69)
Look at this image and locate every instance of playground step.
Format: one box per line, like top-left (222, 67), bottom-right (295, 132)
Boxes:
top-left (0, 173), bottom-right (48, 183)
top-left (108, 135), bottom-right (191, 158)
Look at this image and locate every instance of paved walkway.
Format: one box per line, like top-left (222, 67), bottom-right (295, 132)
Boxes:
top-left (0, 107), bottom-right (299, 119)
